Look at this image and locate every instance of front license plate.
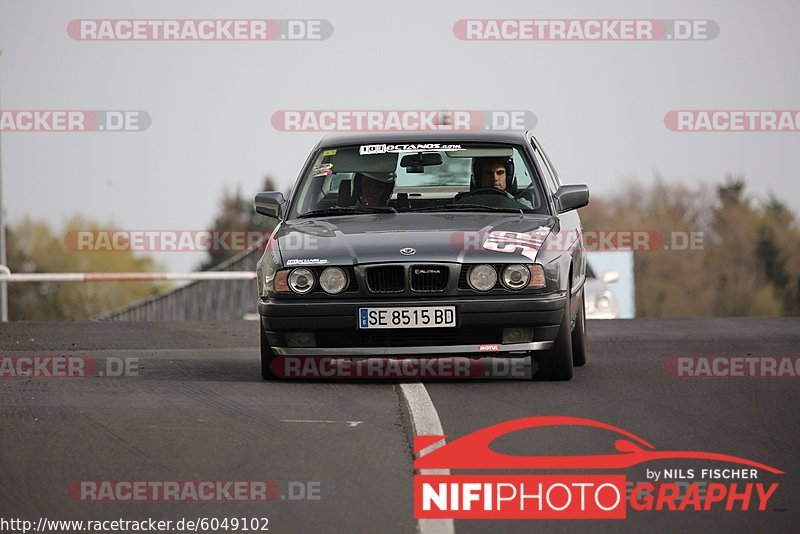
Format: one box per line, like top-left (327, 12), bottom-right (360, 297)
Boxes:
top-left (358, 306), bottom-right (456, 329)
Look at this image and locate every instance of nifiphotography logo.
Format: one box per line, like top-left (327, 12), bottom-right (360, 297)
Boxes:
top-left (413, 416), bottom-right (783, 519)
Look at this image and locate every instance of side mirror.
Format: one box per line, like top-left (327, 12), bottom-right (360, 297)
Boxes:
top-left (553, 185), bottom-right (589, 214)
top-left (602, 271), bottom-right (620, 284)
top-left (255, 192), bottom-right (286, 219)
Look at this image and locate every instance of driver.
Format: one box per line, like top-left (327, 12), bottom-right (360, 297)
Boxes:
top-left (353, 172), bottom-right (396, 208)
top-left (472, 157), bottom-right (516, 194)
top-left (481, 160), bottom-right (509, 190)
top-left (466, 156), bottom-right (534, 208)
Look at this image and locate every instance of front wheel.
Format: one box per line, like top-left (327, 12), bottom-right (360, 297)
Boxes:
top-left (260, 321), bottom-right (278, 380)
top-left (571, 289), bottom-right (587, 367)
top-left (533, 286), bottom-right (574, 381)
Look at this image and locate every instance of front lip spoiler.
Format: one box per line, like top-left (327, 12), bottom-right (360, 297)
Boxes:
top-left (271, 341), bottom-right (553, 356)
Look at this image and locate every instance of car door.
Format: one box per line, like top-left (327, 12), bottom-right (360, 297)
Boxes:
top-left (528, 134), bottom-right (586, 300)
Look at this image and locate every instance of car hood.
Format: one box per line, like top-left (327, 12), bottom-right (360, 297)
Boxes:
top-left (274, 212), bottom-right (556, 266)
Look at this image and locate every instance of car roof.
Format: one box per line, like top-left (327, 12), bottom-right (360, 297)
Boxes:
top-left (316, 130), bottom-right (532, 148)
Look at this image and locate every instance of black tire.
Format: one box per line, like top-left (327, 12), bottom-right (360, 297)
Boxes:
top-left (571, 288), bottom-right (587, 367)
top-left (534, 283), bottom-right (574, 381)
top-left (260, 321), bottom-right (278, 380)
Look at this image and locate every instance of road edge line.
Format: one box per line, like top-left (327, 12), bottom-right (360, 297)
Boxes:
top-left (397, 382), bottom-right (455, 534)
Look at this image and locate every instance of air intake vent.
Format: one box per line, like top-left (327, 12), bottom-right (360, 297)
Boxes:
top-left (410, 265), bottom-right (448, 292)
top-left (366, 266), bottom-right (405, 293)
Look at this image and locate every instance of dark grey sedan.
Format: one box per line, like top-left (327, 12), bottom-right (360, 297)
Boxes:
top-left (254, 131), bottom-right (589, 380)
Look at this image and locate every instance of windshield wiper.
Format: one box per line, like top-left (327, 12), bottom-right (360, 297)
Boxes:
top-left (296, 206), bottom-right (397, 219)
top-left (406, 204), bottom-right (524, 214)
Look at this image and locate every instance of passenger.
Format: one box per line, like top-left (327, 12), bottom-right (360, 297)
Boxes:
top-left (353, 172), bottom-right (396, 208)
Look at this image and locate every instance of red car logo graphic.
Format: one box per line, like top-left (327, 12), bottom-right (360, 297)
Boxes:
top-left (414, 416), bottom-right (783, 474)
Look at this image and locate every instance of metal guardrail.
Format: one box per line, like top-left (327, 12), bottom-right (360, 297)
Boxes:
top-left (0, 270), bottom-right (255, 283)
top-left (0, 248), bottom-right (264, 321)
top-left (97, 249), bottom-right (263, 321)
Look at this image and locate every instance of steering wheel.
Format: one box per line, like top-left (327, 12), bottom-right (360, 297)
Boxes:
top-left (456, 188), bottom-right (515, 201)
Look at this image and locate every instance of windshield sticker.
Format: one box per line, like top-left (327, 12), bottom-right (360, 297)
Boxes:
top-left (312, 163), bottom-right (334, 177)
top-left (286, 258), bottom-right (329, 266)
top-left (322, 149), bottom-right (337, 156)
top-left (359, 143), bottom-right (464, 155)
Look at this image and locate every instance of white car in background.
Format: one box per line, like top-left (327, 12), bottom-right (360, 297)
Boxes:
top-left (584, 263), bottom-right (619, 319)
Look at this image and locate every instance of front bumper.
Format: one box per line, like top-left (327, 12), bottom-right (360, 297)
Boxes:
top-left (259, 293), bottom-right (566, 357)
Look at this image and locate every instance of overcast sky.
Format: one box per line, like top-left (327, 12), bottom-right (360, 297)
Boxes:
top-left (1, 0), bottom-right (799, 271)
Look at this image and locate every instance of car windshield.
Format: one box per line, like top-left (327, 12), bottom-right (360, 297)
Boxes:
top-left (288, 142), bottom-right (548, 218)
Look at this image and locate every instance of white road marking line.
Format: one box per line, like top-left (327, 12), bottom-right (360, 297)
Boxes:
top-left (398, 382), bottom-right (454, 534)
top-left (280, 419), bottom-right (364, 427)
top-left (281, 419), bottom-right (336, 423)
top-left (418, 439), bottom-right (447, 458)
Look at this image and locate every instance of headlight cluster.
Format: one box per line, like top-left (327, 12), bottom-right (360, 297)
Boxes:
top-left (283, 267), bottom-right (349, 295)
top-left (502, 264), bottom-right (531, 290)
top-left (319, 267), bottom-right (348, 294)
top-left (467, 264), bottom-right (498, 291)
top-left (467, 264), bottom-right (546, 291)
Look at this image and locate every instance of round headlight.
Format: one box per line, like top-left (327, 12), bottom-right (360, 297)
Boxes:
top-left (468, 265), bottom-right (498, 291)
top-left (288, 268), bottom-right (315, 294)
top-left (502, 264), bottom-right (531, 290)
top-left (319, 267), bottom-right (348, 294)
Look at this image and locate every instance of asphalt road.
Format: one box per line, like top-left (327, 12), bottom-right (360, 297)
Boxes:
top-left (1, 318), bottom-right (798, 533)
